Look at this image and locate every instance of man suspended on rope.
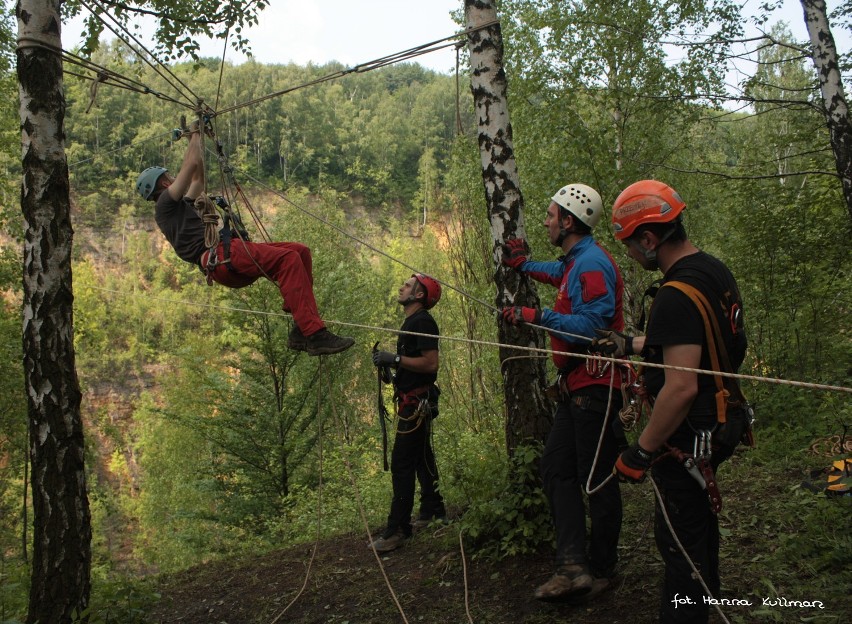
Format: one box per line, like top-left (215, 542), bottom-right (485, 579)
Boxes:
top-left (135, 122), bottom-right (354, 356)
top-left (501, 184), bottom-right (626, 602)
top-left (369, 274), bottom-right (446, 553)
top-left (593, 180), bottom-right (752, 624)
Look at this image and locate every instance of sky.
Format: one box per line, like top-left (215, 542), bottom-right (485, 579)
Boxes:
top-left (61, 0), bottom-right (848, 76)
top-left (65, 0), bottom-right (463, 74)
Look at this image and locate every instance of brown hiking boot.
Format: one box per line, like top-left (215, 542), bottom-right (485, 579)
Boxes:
top-left (563, 576), bottom-right (613, 605)
top-left (287, 326), bottom-right (307, 352)
top-left (305, 329), bottom-right (355, 356)
top-left (368, 529), bottom-right (408, 553)
top-left (534, 564), bottom-right (593, 602)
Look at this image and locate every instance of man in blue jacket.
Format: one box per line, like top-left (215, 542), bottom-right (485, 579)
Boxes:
top-left (502, 184), bottom-right (626, 601)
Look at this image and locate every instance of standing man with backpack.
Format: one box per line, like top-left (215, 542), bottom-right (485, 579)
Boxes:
top-left (594, 180), bottom-right (752, 623)
top-left (501, 183), bottom-right (626, 601)
top-left (370, 274), bottom-right (447, 553)
top-left (136, 122), bottom-right (354, 356)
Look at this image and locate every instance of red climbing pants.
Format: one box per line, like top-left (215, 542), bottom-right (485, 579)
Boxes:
top-left (201, 240), bottom-right (326, 336)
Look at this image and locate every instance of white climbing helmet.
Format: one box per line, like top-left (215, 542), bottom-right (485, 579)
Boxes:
top-left (550, 183), bottom-right (603, 228)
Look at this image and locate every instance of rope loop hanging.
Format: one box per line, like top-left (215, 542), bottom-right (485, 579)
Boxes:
top-left (194, 194), bottom-right (221, 249)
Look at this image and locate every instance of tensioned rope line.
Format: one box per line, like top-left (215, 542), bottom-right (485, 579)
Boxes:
top-left (85, 285), bottom-right (852, 395)
top-left (233, 168), bottom-right (596, 346)
top-left (211, 19), bottom-right (501, 118)
top-left (61, 64), bottom-right (190, 107)
top-left (59, 44), bottom-right (180, 96)
top-left (81, 0), bottom-right (200, 107)
top-left (83, 0), bottom-right (200, 103)
top-left (68, 131), bottom-right (173, 168)
top-left (14, 37), bottom-right (193, 109)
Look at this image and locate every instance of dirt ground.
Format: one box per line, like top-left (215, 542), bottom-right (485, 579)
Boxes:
top-left (147, 518), bottom-right (673, 624)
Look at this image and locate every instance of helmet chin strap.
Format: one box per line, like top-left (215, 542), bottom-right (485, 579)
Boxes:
top-left (400, 282), bottom-right (422, 307)
top-left (642, 247), bottom-right (660, 271)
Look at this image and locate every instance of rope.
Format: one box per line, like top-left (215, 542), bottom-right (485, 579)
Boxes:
top-left (332, 400), bottom-right (410, 623)
top-left (194, 194), bottom-right (222, 249)
top-left (211, 20), bottom-right (500, 118)
top-left (584, 366), bottom-right (618, 496)
top-left (269, 358), bottom-right (326, 623)
top-left (68, 131), bottom-right (173, 168)
top-left (82, 0), bottom-right (200, 107)
top-left (234, 170), bottom-right (596, 345)
top-left (649, 478), bottom-right (732, 624)
top-left (17, 37), bottom-right (191, 108)
top-left (84, 285), bottom-right (852, 395)
top-left (459, 528), bottom-right (474, 624)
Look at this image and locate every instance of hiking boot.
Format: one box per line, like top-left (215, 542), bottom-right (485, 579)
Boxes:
top-left (534, 564), bottom-right (593, 602)
top-left (563, 576), bottom-right (613, 605)
top-left (369, 529), bottom-right (408, 553)
top-left (305, 329), bottom-right (355, 356)
top-left (411, 514), bottom-right (448, 530)
top-left (287, 326), bottom-right (308, 352)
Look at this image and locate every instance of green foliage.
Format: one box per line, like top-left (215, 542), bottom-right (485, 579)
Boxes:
top-left (459, 443), bottom-right (551, 560)
top-left (64, 51), bottom-right (460, 209)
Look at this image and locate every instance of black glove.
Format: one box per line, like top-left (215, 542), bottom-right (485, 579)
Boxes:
top-left (372, 350), bottom-right (401, 368)
top-left (590, 328), bottom-right (634, 356)
top-left (613, 443), bottom-right (653, 483)
top-left (501, 238), bottom-right (529, 270)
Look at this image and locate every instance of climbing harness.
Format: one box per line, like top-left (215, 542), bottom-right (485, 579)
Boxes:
top-left (395, 385), bottom-right (440, 435)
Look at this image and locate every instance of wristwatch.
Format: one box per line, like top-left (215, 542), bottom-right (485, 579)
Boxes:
top-left (394, 355), bottom-right (402, 368)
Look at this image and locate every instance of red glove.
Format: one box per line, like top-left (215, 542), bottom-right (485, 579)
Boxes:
top-left (614, 443), bottom-right (653, 483)
top-left (501, 306), bottom-right (542, 326)
top-left (501, 238), bottom-right (529, 270)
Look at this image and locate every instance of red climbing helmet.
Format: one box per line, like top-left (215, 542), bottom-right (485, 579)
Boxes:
top-left (413, 273), bottom-right (441, 309)
top-left (612, 180), bottom-right (686, 240)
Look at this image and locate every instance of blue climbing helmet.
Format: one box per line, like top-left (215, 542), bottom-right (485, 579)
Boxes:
top-left (136, 166), bottom-right (168, 200)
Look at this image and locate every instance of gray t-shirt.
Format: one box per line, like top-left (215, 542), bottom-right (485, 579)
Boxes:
top-left (155, 193), bottom-right (208, 265)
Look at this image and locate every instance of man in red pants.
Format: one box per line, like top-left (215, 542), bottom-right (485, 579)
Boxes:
top-left (136, 125), bottom-right (354, 356)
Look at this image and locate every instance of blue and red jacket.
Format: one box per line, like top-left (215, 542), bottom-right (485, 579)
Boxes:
top-left (518, 236), bottom-right (624, 391)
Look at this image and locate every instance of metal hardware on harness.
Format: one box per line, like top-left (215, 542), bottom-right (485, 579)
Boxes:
top-left (680, 456), bottom-right (707, 490)
top-left (693, 429), bottom-right (713, 461)
top-left (692, 430), bottom-right (722, 514)
top-left (664, 438), bottom-right (723, 515)
top-left (201, 246), bottom-right (230, 285)
top-left (585, 355), bottom-right (611, 378)
top-left (618, 378), bottom-right (646, 431)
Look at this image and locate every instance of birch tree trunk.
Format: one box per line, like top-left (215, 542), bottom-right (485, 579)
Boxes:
top-left (464, 0), bottom-right (552, 453)
top-left (800, 0), bottom-right (852, 219)
top-left (17, 1), bottom-right (92, 621)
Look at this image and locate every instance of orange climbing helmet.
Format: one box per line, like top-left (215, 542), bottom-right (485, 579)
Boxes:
top-left (611, 180), bottom-right (686, 240)
top-left (413, 273), bottom-right (441, 309)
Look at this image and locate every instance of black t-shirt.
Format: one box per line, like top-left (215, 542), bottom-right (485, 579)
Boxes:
top-left (643, 251), bottom-right (746, 424)
top-left (155, 193), bottom-right (208, 265)
top-left (395, 309), bottom-right (439, 393)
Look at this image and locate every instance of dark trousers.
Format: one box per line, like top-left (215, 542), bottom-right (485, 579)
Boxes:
top-left (540, 385), bottom-right (623, 577)
top-left (654, 461), bottom-right (721, 624)
top-left (386, 405), bottom-right (444, 536)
